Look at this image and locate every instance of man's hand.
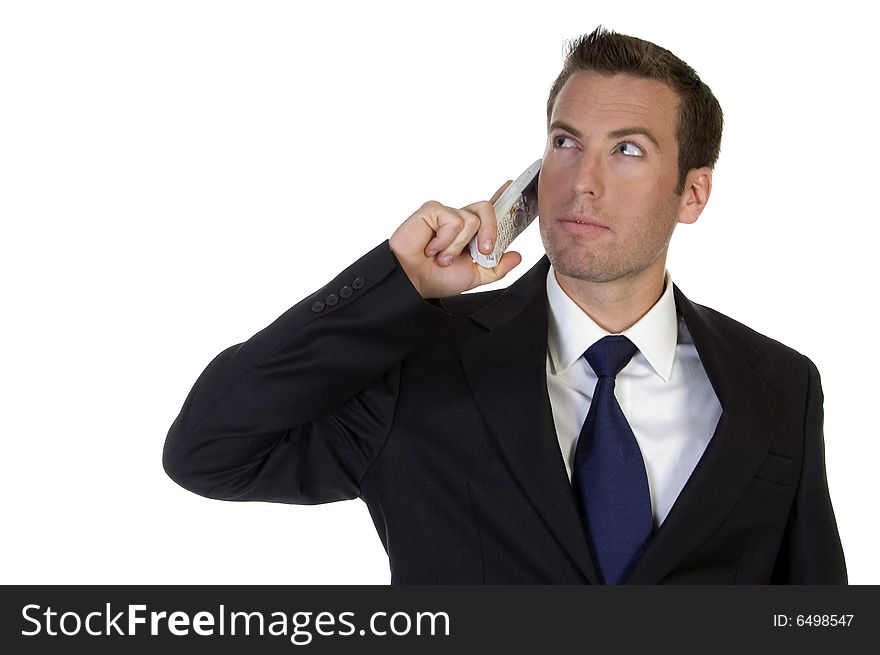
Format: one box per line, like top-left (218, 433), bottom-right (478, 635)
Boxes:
top-left (389, 181), bottom-right (523, 298)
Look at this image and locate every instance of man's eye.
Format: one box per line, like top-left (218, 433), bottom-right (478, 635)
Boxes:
top-left (615, 142), bottom-right (644, 157)
top-left (552, 135), bottom-right (576, 149)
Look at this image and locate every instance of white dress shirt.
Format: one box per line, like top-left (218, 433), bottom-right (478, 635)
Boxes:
top-left (545, 267), bottom-right (722, 527)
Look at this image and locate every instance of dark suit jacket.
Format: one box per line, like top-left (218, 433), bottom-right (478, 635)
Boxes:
top-left (163, 241), bottom-right (847, 584)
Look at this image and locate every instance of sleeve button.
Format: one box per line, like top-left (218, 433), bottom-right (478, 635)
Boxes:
top-left (339, 285), bottom-right (353, 298)
top-left (325, 293), bottom-right (339, 306)
top-left (352, 277), bottom-right (365, 289)
top-left (311, 300), bottom-right (325, 313)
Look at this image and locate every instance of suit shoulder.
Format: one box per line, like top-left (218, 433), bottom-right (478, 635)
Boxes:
top-left (688, 298), bottom-right (814, 370)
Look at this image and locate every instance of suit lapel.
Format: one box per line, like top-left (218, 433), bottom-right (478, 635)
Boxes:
top-left (458, 263), bottom-right (781, 585)
top-left (625, 286), bottom-right (782, 583)
top-left (458, 257), bottom-right (601, 584)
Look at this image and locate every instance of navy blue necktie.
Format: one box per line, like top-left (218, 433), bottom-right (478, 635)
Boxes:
top-left (573, 335), bottom-right (653, 584)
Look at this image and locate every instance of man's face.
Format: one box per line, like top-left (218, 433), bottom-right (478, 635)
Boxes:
top-left (538, 71), bottom-right (686, 284)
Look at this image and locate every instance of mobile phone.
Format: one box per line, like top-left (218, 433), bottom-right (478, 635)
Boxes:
top-left (469, 159), bottom-right (541, 268)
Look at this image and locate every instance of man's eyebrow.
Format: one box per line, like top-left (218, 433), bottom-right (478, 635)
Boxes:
top-left (548, 120), bottom-right (584, 139)
top-left (608, 127), bottom-right (662, 152)
top-left (549, 120), bottom-right (662, 153)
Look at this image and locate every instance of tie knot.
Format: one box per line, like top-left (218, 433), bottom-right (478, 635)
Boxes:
top-left (584, 335), bottom-right (638, 379)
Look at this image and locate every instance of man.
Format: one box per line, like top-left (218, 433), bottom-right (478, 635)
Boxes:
top-left (163, 27), bottom-right (846, 584)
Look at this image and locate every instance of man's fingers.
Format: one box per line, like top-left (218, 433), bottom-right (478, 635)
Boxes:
top-left (489, 180), bottom-right (513, 204)
top-left (477, 250), bottom-right (522, 285)
top-left (438, 208), bottom-right (481, 264)
top-left (424, 221), bottom-right (460, 263)
top-left (392, 186), bottom-right (522, 297)
top-left (421, 206), bottom-right (478, 265)
top-left (466, 181), bottom-right (511, 255)
top-left (416, 180), bottom-right (515, 268)
top-left (462, 199), bottom-right (497, 255)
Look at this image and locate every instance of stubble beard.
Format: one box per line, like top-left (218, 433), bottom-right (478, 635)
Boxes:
top-left (539, 195), bottom-right (680, 284)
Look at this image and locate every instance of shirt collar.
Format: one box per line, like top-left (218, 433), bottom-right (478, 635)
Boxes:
top-left (546, 266), bottom-right (679, 382)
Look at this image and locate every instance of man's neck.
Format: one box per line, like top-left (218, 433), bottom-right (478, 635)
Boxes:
top-left (554, 262), bottom-right (667, 334)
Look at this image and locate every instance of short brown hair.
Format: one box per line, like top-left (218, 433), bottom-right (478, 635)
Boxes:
top-left (546, 26), bottom-right (723, 194)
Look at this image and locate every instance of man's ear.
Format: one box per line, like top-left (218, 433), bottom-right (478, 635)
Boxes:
top-left (677, 167), bottom-right (712, 225)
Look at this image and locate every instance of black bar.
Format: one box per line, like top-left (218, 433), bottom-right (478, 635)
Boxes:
top-left (2, 585), bottom-right (875, 653)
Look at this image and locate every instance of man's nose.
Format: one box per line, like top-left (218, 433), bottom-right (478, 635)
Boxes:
top-left (571, 151), bottom-right (604, 198)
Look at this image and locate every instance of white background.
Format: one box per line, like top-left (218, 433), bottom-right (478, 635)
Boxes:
top-left (2, 0), bottom-right (876, 584)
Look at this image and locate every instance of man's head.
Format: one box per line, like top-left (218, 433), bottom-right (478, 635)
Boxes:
top-left (546, 26), bottom-right (723, 196)
top-left (538, 27), bottom-right (723, 287)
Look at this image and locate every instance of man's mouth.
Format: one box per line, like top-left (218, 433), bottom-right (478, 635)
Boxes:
top-left (559, 213), bottom-right (609, 230)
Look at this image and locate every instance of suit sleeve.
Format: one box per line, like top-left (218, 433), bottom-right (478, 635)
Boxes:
top-left (162, 241), bottom-right (449, 504)
top-left (772, 356), bottom-right (847, 583)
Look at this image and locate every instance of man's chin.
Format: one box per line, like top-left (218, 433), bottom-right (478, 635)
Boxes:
top-left (543, 243), bottom-right (617, 283)
top-left (554, 265), bottom-right (625, 285)
top-left (549, 254), bottom-right (624, 284)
